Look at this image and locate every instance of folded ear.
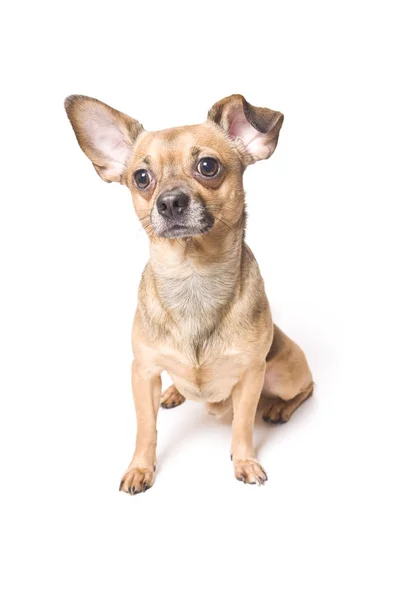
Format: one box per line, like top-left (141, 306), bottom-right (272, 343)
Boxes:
top-left (64, 95), bottom-right (143, 183)
top-left (208, 94), bottom-right (284, 164)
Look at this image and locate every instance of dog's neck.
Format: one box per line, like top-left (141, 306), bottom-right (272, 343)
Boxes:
top-left (148, 218), bottom-right (245, 349)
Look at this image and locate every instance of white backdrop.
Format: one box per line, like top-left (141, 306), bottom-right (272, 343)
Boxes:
top-left (1, 1), bottom-right (397, 599)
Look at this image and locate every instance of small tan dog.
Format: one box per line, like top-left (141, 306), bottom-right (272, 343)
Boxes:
top-left (65, 94), bottom-right (313, 493)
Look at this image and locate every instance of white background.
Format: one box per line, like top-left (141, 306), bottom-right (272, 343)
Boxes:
top-left (1, 1), bottom-right (397, 598)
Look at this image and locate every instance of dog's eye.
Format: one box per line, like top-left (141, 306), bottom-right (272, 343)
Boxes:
top-left (134, 169), bottom-right (151, 189)
top-left (198, 157), bottom-right (220, 177)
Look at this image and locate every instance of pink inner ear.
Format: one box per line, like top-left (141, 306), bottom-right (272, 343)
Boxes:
top-left (88, 120), bottom-right (129, 166)
top-left (227, 107), bottom-right (264, 153)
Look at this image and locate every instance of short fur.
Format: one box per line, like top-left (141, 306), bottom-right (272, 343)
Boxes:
top-left (65, 94), bottom-right (313, 493)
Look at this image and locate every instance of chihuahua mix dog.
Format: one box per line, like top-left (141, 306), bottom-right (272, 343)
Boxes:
top-left (65, 94), bottom-right (313, 493)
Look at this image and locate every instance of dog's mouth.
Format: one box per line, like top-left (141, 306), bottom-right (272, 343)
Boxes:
top-left (156, 218), bottom-right (214, 239)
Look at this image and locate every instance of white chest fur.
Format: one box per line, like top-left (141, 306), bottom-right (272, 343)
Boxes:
top-left (153, 254), bottom-right (239, 352)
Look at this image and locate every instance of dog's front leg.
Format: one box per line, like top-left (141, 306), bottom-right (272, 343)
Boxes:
top-left (231, 364), bottom-right (267, 485)
top-left (119, 360), bottom-right (161, 495)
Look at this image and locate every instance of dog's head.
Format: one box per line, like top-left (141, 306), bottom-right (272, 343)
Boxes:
top-left (65, 94), bottom-right (283, 239)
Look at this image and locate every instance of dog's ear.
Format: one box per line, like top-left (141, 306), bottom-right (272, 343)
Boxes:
top-left (208, 94), bottom-right (283, 164)
top-left (64, 95), bottom-right (143, 183)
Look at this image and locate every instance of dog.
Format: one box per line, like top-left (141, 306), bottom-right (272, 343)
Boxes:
top-left (65, 93), bottom-right (313, 494)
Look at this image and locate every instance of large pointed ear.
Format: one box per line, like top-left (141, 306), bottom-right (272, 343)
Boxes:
top-left (208, 94), bottom-right (284, 165)
top-left (64, 95), bottom-right (143, 183)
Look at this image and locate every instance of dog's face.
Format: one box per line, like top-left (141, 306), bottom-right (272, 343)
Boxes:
top-left (65, 95), bottom-right (283, 240)
top-left (126, 122), bottom-right (245, 239)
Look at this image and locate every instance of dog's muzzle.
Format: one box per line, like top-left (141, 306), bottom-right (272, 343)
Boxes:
top-left (151, 188), bottom-right (214, 238)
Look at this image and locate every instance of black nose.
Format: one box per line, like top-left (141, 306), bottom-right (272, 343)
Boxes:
top-left (156, 190), bottom-right (189, 218)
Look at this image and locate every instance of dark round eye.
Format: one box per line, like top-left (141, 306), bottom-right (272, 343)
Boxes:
top-left (198, 157), bottom-right (220, 177)
top-left (134, 169), bottom-right (151, 189)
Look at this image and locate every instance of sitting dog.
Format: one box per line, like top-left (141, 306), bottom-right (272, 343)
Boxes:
top-left (65, 94), bottom-right (313, 494)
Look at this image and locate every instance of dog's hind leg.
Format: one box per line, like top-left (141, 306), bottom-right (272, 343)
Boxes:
top-left (262, 383), bottom-right (314, 423)
top-left (161, 385), bottom-right (186, 409)
top-left (262, 325), bottom-right (314, 424)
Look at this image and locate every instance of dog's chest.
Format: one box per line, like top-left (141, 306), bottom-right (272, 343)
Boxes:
top-left (153, 342), bottom-right (252, 404)
top-left (158, 269), bottom-right (235, 341)
top-left (140, 254), bottom-right (261, 402)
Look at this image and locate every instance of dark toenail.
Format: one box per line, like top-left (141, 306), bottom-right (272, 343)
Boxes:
top-left (119, 480), bottom-right (124, 491)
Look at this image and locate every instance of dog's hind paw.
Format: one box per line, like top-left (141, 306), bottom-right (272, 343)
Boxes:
top-left (161, 385), bottom-right (185, 409)
top-left (262, 398), bottom-right (290, 424)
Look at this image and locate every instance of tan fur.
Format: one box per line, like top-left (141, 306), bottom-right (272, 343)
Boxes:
top-left (65, 94), bottom-right (313, 493)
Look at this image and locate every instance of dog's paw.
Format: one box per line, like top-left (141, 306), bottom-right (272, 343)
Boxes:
top-left (161, 385), bottom-right (185, 409)
top-left (262, 398), bottom-right (291, 423)
top-left (119, 465), bottom-right (155, 495)
top-left (234, 458), bottom-right (267, 485)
